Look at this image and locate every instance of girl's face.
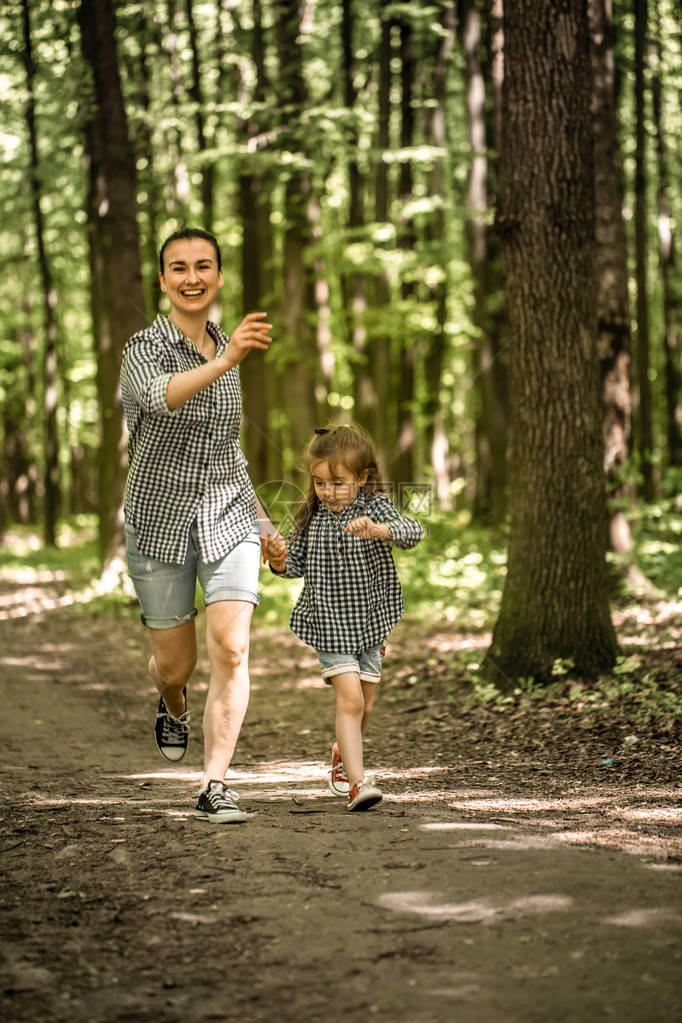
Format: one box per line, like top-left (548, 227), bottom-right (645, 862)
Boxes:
top-left (311, 459), bottom-right (368, 514)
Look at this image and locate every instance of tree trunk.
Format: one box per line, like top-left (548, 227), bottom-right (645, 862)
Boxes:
top-left (237, 0), bottom-right (275, 488)
top-left (485, 0), bottom-right (618, 684)
top-left (137, 5), bottom-right (163, 319)
top-left (462, 0), bottom-right (508, 524)
top-left (652, 4), bottom-right (682, 468)
top-left (634, 0), bottom-right (654, 499)
top-left (424, 1), bottom-right (456, 508)
top-left (370, 0), bottom-right (394, 474)
top-left (78, 0), bottom-right (146, 567)
top-left (186, 0), bottom-right (215, 229)
top-left (273, 0), bottom-right (317, 460)
top-left (588, 0), bottom-right (636, 558)
top-left (339, 0), bottom-right (370, 432)
top-left (394, 18), bottom-right (417, 486)
top-left (161, 0), bottom-right (191, 217)
top-left (21, 0), bottom-right (60, 547)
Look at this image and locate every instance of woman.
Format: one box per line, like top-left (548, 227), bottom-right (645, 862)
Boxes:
top-left (120, 228), bottom-right (274, 823)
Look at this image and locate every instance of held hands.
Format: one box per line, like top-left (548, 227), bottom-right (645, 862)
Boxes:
top-left (222, 312), bottom-right (272, 369)
top-left (262, 533), bottom-right (288, 571)
top-left (344, 516), bottom-right (392, 541)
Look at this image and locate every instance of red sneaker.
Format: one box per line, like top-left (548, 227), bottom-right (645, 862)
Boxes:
top-left (328, 742), bottom-right (349, 796)
top-left (347, 778), bottom-right (383, 812)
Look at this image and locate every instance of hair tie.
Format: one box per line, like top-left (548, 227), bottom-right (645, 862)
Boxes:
top-left (314, 428), bottom-right (329, 435)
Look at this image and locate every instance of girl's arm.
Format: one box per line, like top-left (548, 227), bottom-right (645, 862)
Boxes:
top-left (345, 495), bottom-right (423, 549)
top-left (269, 527), bottom-right (307, 577)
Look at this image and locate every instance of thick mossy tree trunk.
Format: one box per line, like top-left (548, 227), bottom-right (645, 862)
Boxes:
top-left (485, 0), bottom-right (618, 685)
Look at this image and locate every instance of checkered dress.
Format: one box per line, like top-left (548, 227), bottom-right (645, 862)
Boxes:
top-left (120, 314), bottom-right (257, 564)
top-left (275, 489), bottom-right (423, 652)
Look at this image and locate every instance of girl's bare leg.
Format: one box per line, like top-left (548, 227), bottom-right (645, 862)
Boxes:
top-left (331, 671), bottom-right (365, 788)
top-left (361, 679), bottom-right (377, 734)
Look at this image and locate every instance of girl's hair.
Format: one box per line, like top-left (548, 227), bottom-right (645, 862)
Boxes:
top-left (291, 423), bottom-right (385, 533)
top-left (159, 228), bottom-right (222, 273)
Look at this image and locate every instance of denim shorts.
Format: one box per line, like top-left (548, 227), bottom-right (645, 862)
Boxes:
top-left (316, 644), bottom-right (385, 685)
top-left (125, 520), bottom-right (261, 630)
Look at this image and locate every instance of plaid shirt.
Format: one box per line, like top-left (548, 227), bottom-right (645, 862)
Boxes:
top-left (120, 314), bottom-right (257, 564)
top-left (275, 489), bottom-right (423, 652)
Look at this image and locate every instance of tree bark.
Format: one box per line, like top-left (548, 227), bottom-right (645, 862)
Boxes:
top-left (588, 0), bottom-right (635, 555)
top-left (462, 0), bottom-right (508, 524)
top-left (186, 0), bottom-right (215, 229)
top-left (237, 0), bottom-right (276, 487)
top-left (652, 3), bottom-right (682, 468)
top-left (21, 0), bottom-right (60, 546)
top-left (370, 0), bottom-right (394, 473)
top-left (424, 1), bottom-right (456, 508)
top-left (341, 0), bottom-right (371, 434)
top-left (273, 0), bottom-right (318, 459)
top-left (394, 18), bottom-right (417, 486)
top-left (78, 0), bottom-right (146, 566)
top-left (634, 0), bottom-right (654, 499)
top-left (485, 0), bottom-right (618, 684)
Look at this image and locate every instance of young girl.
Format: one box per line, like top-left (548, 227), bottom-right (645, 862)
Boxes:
top-left (264, 424), bottom-right (423, 812)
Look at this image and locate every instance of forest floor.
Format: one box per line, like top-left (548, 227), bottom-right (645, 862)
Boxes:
top-left (0, 553), bottom-right (681, 1023)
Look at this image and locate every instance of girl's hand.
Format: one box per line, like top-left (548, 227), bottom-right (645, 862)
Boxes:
top-left (222, 312), bottom-right (272, 368)
top-left (344, 516), bottom-right (391, 541)
top-left (262, 533), bottom-right (288, 569)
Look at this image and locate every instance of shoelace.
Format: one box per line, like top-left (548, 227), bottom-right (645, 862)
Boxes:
top-left (205, 784), bottom-right (240, 810)
top-left (158, 710), bottom-right (190, 744)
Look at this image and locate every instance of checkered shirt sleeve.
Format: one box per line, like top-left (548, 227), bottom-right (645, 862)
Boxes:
top-left (121, 314), bottom-right (257, 564)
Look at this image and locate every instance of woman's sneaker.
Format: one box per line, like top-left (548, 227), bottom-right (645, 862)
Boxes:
top-left (154, 690), bottom-right (190, 762)
top-left (328, 742), bottom-right (349, 796)
top-left (194, 781), bottom-right (247, 823)
top-left (347, 778), bottom-right (383, 812)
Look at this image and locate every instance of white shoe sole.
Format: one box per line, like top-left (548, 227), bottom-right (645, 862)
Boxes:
top-left (193, 808), bottom-right (247, 824)
top-left (347, 790), bottom-right (383, 812)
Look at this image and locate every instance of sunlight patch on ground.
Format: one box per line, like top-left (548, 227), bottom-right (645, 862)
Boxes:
top-left (452, 836), bottom-right (558, 852)
top-left (374, 890), bottom-right (573, 923)
top-left (614, 806), bottom-right (682, 823)
top-left (448, 796), bottom-right (615, 812)
top-left (115, 761), bottom-right (448, 786)
top-left (551, 829), bottom-right (679, 857)
top-left (421, 821), bottom-right (513, 832)
top-left (18, 795), bottom-right (128, 807)
top-left (602, 908), bottom-right (682, 928)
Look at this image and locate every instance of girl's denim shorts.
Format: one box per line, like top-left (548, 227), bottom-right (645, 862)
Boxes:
top-left (316, 644), bottom-right (385, 685)
top-left (125, 520), bottom-right (261, 630)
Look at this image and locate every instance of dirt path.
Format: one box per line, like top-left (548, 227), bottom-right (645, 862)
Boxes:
top-left (1, 590), bottom-right (681, 1023)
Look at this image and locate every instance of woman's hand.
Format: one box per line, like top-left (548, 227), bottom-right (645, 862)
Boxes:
top-left (222, 312), bottom-right (272, 369)
top-left (344, 516), bottom-right (391, 541)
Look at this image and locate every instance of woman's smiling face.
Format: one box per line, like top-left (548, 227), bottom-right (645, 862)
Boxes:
top-left (159, 238), bottom-right (223, 315)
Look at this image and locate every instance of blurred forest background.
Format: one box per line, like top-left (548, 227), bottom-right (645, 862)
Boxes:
top-left (1, 0), bottom-right (681, 685)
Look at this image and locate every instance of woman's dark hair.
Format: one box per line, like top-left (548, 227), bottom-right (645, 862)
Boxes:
top-left (291, 423), bottom-right (385, 534)
top-left (159, 229), bottom-right (222, 273)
